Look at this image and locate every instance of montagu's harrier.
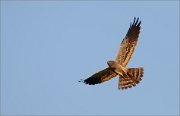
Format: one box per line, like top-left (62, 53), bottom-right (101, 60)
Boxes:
top-left (79, 17), bottom-right (144, 90)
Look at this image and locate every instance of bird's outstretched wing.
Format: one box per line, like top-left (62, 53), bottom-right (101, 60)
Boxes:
top-left (81, 68), bottom-right (117, 85)
top-left (115, 17), bottom-right (141, 67)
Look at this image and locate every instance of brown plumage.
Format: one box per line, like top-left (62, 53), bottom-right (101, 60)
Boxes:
top-left (82, 68), bottom-right (117, 85)
top-left (119, 68), bottom-right (144, 89)
top-left (116, 18), bottom-right (141, 67)
top-left (80, 17), bottom-right (144, 90)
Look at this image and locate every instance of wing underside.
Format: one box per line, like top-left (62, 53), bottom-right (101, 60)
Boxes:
top-left (115, 17), bottom-right (141, 67)
top-left (82, 68), bottom-right (117, 85)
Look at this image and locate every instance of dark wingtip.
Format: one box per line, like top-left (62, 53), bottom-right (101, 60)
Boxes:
top-left (78, 78), bottom-right (97, 85)
top-left (128, 17), bottom-right (141, 30)
top-left (133, 17), bottom-right (141, 26)
top-left (126, 17), bottom-right (141, 40)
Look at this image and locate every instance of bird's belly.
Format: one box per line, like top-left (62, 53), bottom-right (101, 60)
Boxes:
top-left (114, 65), bottom-right (126, 76)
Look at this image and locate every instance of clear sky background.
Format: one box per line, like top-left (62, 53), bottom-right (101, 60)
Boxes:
top-left (1, 1), bottom-right (179, 115)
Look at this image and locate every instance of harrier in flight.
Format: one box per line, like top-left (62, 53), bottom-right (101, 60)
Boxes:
top-left (80, 17), bottom-right (144, 90)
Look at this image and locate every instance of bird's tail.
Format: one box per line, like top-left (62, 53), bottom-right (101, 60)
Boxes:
top-left (118, 67), bottom-right (144, 89)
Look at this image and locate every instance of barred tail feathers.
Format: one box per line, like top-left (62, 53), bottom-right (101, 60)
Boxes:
top-left (118, 67), bottom-right (144, 89)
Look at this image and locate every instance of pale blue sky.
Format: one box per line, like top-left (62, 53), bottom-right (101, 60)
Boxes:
top-left (1, 1), bottom-right (179, 115)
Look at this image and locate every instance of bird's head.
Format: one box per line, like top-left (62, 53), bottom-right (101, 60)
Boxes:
top-left (107, 60), bottom-right (117, 68)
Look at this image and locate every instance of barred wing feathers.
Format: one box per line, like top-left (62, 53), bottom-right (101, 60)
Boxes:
top-left (115, 17), bottom-right (141, 67)
top-left (82, 68), bottom-right (117, 85)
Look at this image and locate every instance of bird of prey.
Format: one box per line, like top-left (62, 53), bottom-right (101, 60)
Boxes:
top-left (79, 17), bottom-right (144, 90)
